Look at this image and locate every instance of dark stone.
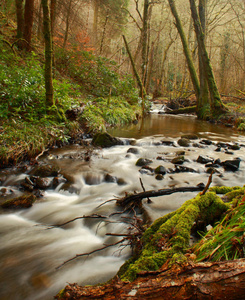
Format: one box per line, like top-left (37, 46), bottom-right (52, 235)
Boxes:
top-left (155, 165), bottom-right (167, 175)
top-left (104, 173), bottom-right (117, 183)
top-left (139, 166), bottom-right (154, 175)
top-left (35, 177), bottom-right (53, 190)
top-left (214, 158), bottom-right (221, 165)
top-left (222, 159), bottom-right (241, 172)
top-left (200, 139), bottom-right (213, 145)
top-left (225, 150), bottom-right (234, 155)
top-left (31, 165), bottom-right (59, 177)
top-left (176, 150), bottom-right (185, 156)
top-left (127, 147), bottom-right (139, 155)
top-left (117, 178), bottom-right (127, 186)
top-left (92, 133), bottom-right (123, 148)
top-left (216, 142), bottom-right (227, 148)
top-left (136, 158), bottom-right (153, 167)
top-left (156, 156), bottom-right (165, 160)
top-left (161, 140), bottom-right (175, 146)
top-left (215, 147), bottom-right (221, 152)
top-left (177, 138), bottom-right (190, 147)
top-left (228, 144), bottom-right (240, 151)
top-left (197, 155), bottom-right (214, 164)
top-left (1, 194), bottom-right (37, 209)
top-left (171, 156), bottom-right (185, 165)
top-left (155, 174), bottom-right (164, 180)
top-left (181, 134), bottom-right (198, 140)
top-left (174, 165), bottom-right (196, 173)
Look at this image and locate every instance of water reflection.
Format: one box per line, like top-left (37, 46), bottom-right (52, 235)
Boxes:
top-left (109, 113), bottom-right (243, 141)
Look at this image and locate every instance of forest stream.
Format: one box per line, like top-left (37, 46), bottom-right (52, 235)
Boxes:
top-left (1, 107), bottom-right (245, 300)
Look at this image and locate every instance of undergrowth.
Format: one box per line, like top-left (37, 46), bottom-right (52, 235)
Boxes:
top-left (0, 23), bottom-right (142, 166)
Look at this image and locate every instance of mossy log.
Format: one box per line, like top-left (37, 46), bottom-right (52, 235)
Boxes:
top-left (55, 258), bottom-right (245, 299)
top-left (166, 105), bottom-right (196, 115)
top-left (118, 191), bottom-right (230, 282)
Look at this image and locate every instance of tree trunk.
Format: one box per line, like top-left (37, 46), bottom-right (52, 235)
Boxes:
top-left (55, 259), bottom-right (245, 299)
top-left (168, 0), bottom-right (200, 101)
top-left (92, 0), bottom-right (100, 51)
top-left (42, 0), bottom-right (54, 107)
top-left (189, 0), bottom-right (227, 116)
top-left (63, 0), bottom-right (72, 49)
top-left (141, 0), bottom-right (150, 87)
top-left (23, 0), bottom-right (35, 51)
top-left (197, 0), bottom-right (210, 118)
top-left (50, 0), bottom-right (57, 34)
top-left (15, 0), bottom-right (24, 39)
top-left (123, 35), bottom-right (146, 100)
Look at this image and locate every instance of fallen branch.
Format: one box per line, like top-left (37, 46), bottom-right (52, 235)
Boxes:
top-left (46, 214), bottom-right (107, 229)
top-left (116, 183), bottom-right (205, 209)
top-left (56, 238), bottom-right (126, 270)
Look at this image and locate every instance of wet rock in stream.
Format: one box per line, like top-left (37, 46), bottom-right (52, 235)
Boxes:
top-left (1, 194), bottom-right (37, 209)
top-left (92, 132), bottom-right (123, 148)
top-left (222, 158), bottom-right (241, 172)
top-left (136, 158), bottom-right (153, 167)
top-left (177, 138), bottom-right (190, 147)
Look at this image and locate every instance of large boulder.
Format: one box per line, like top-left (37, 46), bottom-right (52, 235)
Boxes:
top-left (92, 133), bottom-right (123, 148)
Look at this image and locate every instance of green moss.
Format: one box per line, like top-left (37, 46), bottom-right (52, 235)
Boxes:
top-left (209, 186), bottom-right (241, 195)
top-left (118, 191), bottom-right (230, 282)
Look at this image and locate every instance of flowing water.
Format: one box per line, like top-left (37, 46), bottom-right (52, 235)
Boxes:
top-left (1, 109), bottom-right (245, 300)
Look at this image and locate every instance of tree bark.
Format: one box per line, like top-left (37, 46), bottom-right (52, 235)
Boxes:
top-left (197, 0), bottom-right (210, 118)
top-left (168, 0), bottom-right (200, 101)
top-left (23, 0), bottom-right (35, 51)
top-left (141, 0), bottom-right (150, 87)
top-left (42, 0), bottom-right (54, 107)
top-left (63, 0), bottom-right (72, 48)
top-left (189, 0), bottom-right (227, 116)
top-left (15, 0), bottom-right (24, 39)
top-left (55, 259), bottom-right (245, 299)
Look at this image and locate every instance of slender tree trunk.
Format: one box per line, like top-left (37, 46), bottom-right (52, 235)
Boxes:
top-left (168, 0), bottom-right (200, 101)
top-left (23, 0), bottom-right (35, 51)
top-left (123, 35), bottom-right (146, 106)
top-left (189, 0), bottom-right (227, 116)
top-left (37, 0), bottom-right (43, 39)
top-left (15, 0), bottom-right (24, 39)
top-left (92, 0), bottom-right (100, 51)
top-left (63, 0), bottom-right (72, 49)
top-left (42, 0), bottom-right (54, 107)
top-left (99, 10), bottom-right (109, 55)
top-left (142, 0), bottom-right (150, 87)
top-left (197, 0), bottom-right (210, 118)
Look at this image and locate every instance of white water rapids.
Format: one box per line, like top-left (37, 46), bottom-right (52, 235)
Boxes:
top-left (1, 113), bottom-right (245, 300)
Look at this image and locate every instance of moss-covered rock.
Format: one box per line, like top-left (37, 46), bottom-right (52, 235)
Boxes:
top-left (177, 138), bottom-right (190, 147)
top-left (1, 194), bottom-right (37, 209)
top-left (92, 132), bottom-right (123, 148)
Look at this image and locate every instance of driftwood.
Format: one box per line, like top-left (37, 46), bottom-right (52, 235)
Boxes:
top-left (116, 183), bottom-right (205, 209)
top-left (55, 258), bottom-right (245, 299)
